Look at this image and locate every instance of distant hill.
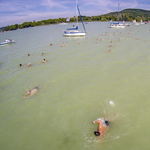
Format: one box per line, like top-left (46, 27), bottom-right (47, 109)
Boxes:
top-left (0, 27), bottom-right (5, 32)
top-left (102, 8), bottom-right (150, 21)
top-left (106, 8), bottom-right (150, 17)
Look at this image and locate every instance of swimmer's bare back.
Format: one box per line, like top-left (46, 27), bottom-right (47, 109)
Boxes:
top-left (23, 87), bottom-right (39, 98)
top-left (31, 89), bottom-right (37, 95)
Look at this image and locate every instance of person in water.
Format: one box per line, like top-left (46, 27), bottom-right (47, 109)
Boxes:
top-left (43, 59), bottom-right (47, 63)
top-left (23, 87), bottom-right (39, 98)
top-left (28, 63), bottom-right (31, 67)
top-left (93, 118), bottom-right (109, 138)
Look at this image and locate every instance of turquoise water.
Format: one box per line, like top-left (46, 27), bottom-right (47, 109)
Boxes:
top-left (0, 22), bottom-right (150, 150)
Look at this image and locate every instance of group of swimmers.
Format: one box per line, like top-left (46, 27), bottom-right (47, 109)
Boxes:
top-left (21, 53), bottom-right (48, 98)
top-left (19, 53), bottom-right (47, 67)
top-left (20, 43), bottom-right (110, 138)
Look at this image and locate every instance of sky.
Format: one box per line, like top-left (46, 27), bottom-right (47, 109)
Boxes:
top-left (0, 0), bottom-right (150, 27)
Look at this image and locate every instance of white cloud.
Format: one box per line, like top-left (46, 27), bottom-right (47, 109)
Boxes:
top-left (40, 0), bottom-right (67, 9)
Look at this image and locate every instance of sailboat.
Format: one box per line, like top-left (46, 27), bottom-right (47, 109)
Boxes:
top-left (63, 0), bottom-right (86, 37)
top-left (110, 3), bottom-right (125, 28)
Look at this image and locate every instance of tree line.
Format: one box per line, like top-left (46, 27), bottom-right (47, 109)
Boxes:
top-left (2, 8), bottom-right (150, 32)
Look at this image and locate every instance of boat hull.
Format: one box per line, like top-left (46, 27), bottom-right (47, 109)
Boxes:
top-left (134, 23), bottom-right (140, 25)
top-left (110, 24), bottom-right (125, 28)
top-left (0, 41), bottom-right (15, 46)
top-left (110, 21), bottom-right (125, 28)
top-left (0, 39), bottom-right (15, 46)
top-left (63, 31), bottom-right (86, 37)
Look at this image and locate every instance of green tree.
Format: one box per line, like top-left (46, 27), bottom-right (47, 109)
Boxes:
top-left (136, 16), bottom-right (141, 22)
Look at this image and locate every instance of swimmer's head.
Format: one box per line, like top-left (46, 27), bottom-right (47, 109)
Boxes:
top-left (94, 131), bottom-right (100, 136)
top-left (28, 90), bottom-right (31, 94)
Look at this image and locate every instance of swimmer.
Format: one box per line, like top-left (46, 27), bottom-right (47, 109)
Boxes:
top-left (28, 54), bottom-right (30, 56)
top-left (50, 44), bottom-right (53, 46)
top-left (19, 64), bottom-right (22, 67)
top-left (93, 118), bottom-right (109, 138)
top-left (136, 38), bottom-right (140, 40)
top-left (28, 63), bottom-right (31, 67)
top-left (41, 53), bottom-right (44, 55)
top-left (23, 87), bottom-right (39, 98)
top-left (43, 59), bottom-right (47, 63)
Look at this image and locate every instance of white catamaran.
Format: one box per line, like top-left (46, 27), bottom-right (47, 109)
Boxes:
top-left (63, 0), bottom-right (86, 37)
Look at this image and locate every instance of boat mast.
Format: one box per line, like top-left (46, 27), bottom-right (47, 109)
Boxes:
top-left (77, 5), bottom-right (86, 32)
top-left (118, 3), bottom-right (120, 21)
top-left (76, 0), bottom-right (78, 27)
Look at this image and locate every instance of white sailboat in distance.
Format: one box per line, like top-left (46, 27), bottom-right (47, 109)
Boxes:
top-left (110, 3), bottom-right (125, 28)
top-left (63, 0), bottom-right (86, 37)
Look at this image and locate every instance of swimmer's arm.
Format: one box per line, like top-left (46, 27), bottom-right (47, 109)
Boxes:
top-left (24, 92), bottom-right (29, 96)
top-left (23, 93), bottom-right (31, 98)
top-left (23, 95), bottom-right (31, 98)
top-left (93, 120), bottom-right (102, 124)
top-left (93, 120), bottom-right (103, 131)
top-left (23, 93), bottom-right (28, 98)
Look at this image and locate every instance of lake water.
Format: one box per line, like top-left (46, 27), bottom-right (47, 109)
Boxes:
top-left (0, 22), bottom-right (150, 150)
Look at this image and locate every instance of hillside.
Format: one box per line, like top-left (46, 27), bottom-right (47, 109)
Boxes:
top-left (102, 8), bottom-right (150, 21)
top-left (0, 27), bottom-right (5, 32)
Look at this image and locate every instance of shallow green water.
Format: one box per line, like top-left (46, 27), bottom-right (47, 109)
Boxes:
top-left (0, 22), bottom-right (150, 150)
